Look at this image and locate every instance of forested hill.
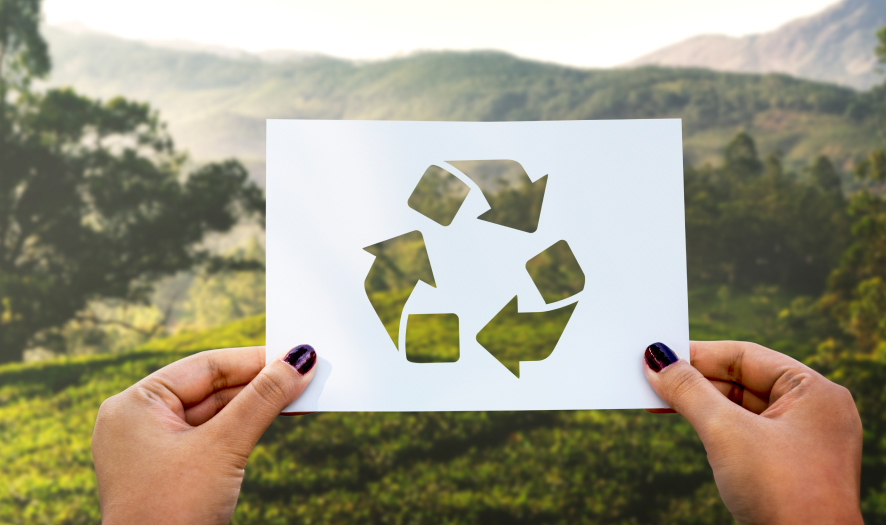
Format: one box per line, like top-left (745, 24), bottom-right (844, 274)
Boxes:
top-left (46, 25), bottom-right (886, 184)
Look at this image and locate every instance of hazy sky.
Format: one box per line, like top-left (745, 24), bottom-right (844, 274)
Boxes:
top-left (44, 0), bottom-right (838, 67)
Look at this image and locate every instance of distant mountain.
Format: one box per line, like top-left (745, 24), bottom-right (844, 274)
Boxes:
top-left (48, 22), bottom-right (321, 62)
top-left (629, 0), bottom-right (886, 90)
top-left (44, 24), bottom-right (885, 186)
top-left (139, 40), bottom-right (322, 63)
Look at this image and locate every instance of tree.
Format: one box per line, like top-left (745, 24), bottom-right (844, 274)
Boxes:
top-left (826, 25), bottom-right (886, 350)
top-left (0, 1), bottom-right (263, 362)
top-left (722, 131), bottom-right (763, 179)
top-left (0, 0), bottom-right (48, 116)
top-left (877, 26), bottom-right (886, 65)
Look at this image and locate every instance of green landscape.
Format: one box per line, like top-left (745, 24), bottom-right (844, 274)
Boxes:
top-left (43, 24), bottom-right (886, 178)
top-left (4, 1), bottom-right (886, 523)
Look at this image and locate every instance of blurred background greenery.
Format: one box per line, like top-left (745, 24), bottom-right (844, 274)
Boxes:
top-left (4, 0), bottom-right (886, 522)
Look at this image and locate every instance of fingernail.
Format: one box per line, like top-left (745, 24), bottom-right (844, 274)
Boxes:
top-left (645, 342), bottom-right (678, 372)
top-left (283, 344), bottom-right (317, 375)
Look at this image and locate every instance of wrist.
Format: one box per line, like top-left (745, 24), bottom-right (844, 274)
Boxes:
top-left (765, 484), bottom-right (862, 525)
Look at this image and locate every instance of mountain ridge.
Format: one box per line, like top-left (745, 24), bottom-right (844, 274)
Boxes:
top-left (43, 25), bottom-right (885, 187)
top-left (628, 0), bottom-right (886, 89)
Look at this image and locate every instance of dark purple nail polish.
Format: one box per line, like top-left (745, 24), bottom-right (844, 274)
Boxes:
top-left (284, 344), bottom-right (317, 375)
top-left (645, 342), bottom-right (678, 372)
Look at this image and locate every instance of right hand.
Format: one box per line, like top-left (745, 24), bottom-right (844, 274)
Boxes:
top-left (643, 341), bottom-right (863, 524)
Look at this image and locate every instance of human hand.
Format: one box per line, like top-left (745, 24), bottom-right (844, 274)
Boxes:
top-left (644, 341), bottom-right (863, 524)
top-left (92, 344), bottom-right (317, 524)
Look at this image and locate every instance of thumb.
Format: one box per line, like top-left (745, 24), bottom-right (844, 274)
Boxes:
top-left (643, 342), bottom-right (740, 442)
top-left (209, 344), bottom-right (317, 453)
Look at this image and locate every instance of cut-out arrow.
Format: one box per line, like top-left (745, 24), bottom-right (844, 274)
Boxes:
top-left (364, 230), bottom-right (436, 349)
top-left (526, 240), bottom-right (585, 304)
top-left (447, 160), bottom-right (547, 233)
top-left (475, 295), bottom-right (578, 377)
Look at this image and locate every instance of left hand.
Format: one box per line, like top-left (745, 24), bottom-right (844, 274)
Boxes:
top-left (92, 345), bottom-right (317, 524)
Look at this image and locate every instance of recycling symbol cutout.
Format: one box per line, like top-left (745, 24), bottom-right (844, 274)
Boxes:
top-left (363, 160), bottom-right (585, 378)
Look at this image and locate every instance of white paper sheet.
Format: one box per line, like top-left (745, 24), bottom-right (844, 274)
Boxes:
top-left (267, 119), bottom-right (688, 412)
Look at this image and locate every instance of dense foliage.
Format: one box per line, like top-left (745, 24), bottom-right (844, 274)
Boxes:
top-left (803, 181), bottom-right (886, 517)
top-left (0, 0), bottom-right (48, 96)
top-left (685, 133), bottom-right (848, 294)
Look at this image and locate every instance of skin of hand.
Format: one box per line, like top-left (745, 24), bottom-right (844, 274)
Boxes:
top-left (644, 341), bottom-right (863, 525)
top-left (92, 345), bottom-right (316, 525)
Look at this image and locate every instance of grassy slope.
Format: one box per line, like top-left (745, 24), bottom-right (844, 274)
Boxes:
top-left (46, 28), bottom-right (886, 176)
top-left (0, 316), bottom-right (265, 523)
top-left (0, 291), bottom-right (802, 523)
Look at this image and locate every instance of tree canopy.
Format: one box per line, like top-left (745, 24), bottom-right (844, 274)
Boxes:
top-left (0, 0), bottom-right (48, 90)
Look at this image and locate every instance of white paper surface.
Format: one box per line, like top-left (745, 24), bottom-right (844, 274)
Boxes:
top-left (267, 119), bottom-right (688, 412)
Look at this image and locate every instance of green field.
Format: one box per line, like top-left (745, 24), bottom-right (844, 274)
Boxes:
top-left (0, 289), bottom-right (815, 523)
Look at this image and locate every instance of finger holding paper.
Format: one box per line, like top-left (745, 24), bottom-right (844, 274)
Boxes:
top-left (643, 340), bottom-right (863, 524)
top-left (92, 344), bottom-right (317, 525)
